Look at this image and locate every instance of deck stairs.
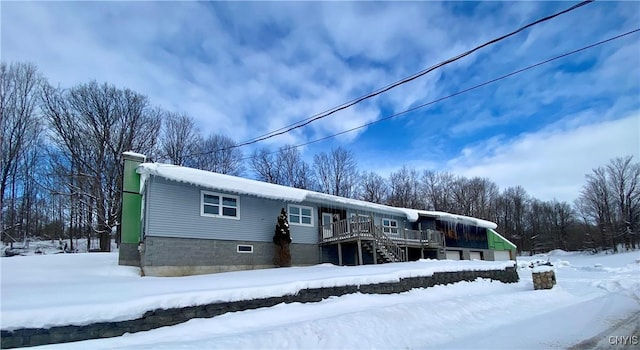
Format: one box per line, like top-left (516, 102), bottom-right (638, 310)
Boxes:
top-left (362, 227), bottom-right (406, 263)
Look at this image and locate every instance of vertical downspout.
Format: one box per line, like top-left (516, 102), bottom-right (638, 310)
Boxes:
top-left (118, 152), bottom-right (146, 267)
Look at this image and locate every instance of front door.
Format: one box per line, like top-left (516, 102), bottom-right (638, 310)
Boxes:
top-left (322, 212), bottom-right (334, 239)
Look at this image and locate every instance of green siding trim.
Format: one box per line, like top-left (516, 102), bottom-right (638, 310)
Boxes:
top-left (487, 228), bottom-right (517, 251)
top-left (121, 154), bottom-right (145, 245)
top-left (123, 159), bottom-right (141, 193)
top-left (122, 192), bottom-right (142, 243)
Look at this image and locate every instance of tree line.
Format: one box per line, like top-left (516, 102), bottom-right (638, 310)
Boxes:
top-left (2, 61), bottom-right (638, 254)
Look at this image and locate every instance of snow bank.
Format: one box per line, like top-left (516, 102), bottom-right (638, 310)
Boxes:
top-left (31, 250), bottom-right (640, 350)
top-left (1, 253), bottom-right (514, 330)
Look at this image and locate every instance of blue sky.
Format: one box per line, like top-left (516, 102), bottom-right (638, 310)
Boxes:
top-left (2, 1), bottom-right (639, 203)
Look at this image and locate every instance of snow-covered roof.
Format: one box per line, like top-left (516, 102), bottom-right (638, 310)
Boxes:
top-left (137, 163), bottom-right (498, 228)
top-left (400, 209), bottom-right (498, 229)
top-left (123, 151), bottom-right (147, 160)
top-left (138, 163), bottom-right (308, 202)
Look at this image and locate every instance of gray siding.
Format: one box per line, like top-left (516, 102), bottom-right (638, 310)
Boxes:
top-left (145, 176), bottom-right (317, 244)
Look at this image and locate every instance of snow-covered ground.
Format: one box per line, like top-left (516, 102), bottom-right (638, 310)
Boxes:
top-left (1, 249), bottom-right (639, 349)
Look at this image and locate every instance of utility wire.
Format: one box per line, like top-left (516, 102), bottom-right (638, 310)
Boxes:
top-left (193, 0), bottom-right (594, 157)
top-left (240, 28), bottom-right (640, 162)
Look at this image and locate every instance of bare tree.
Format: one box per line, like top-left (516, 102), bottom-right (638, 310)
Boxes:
top-left (550, 200), bottom-right (575, 251)
top-left (576, 166), bottom-right (617, 251)
top-left (0, 62), bottom-right (44, 243)
top-left (496, 186), bottom-right (529, 253)
top-left (294, 161), bottom-right (315, 190)
top-left (250, 147), bottom-right (280, 184)
top-left (313, 147), bottom-right (358, 198)
top-left (463, 177), bottom-right (500, 220)
top-left (421, 170), bottom-right (456, 212)
top-left (388, 166), bottom-right (422, 208)
top-left (359, 171), bottom-right (388, 204)
top-left (41, 81), bottom-right (161, 251)
top-left (277, 146), bottom-right (302, 187)
top-left (194, 133), bottom-right (244, 175)
top-left (159, 112), bottom-right (199, 166)
top-left (577, 156), bottom-right (640, 251)
top-left (606, 156), bottom-right (640, 249)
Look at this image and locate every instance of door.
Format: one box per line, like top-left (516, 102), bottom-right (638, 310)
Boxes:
top-left (445, 250), bottom-right (461, 260)
top-left (322, 213), bottom-right (334, 239)
top-left (469, 251), bottom-right (482, 260)
top-left (493, 250), bottom-right (511, 261)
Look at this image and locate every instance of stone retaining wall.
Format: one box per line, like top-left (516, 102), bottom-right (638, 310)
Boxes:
top-left (1, 266), bottom-right (518, 349)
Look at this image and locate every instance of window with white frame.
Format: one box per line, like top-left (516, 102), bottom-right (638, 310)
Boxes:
top-left (201, 191), bottom-right (239, 219)
top-left (237, 244), bottom-right (253, 253)
top-left (288, 204), bottom-right (313, 226)
top-left (382, 218), bottom-right (398, 235)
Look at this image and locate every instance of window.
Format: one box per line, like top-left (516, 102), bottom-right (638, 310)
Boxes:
top-left (382, 218), bottom-right (398, 235)
top-left (201, 191), bottom-right (239, 219)
top-left (288, 204), bottom-right (314, 227)
top-left (237, 245), bottom-right (253, 253)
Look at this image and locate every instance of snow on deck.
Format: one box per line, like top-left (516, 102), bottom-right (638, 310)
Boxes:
top-left (0, 253), bottom-right (514, 330)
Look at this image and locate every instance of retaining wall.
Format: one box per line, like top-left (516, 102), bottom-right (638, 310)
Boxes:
top-left (1, 266), bottom-right (518, 348)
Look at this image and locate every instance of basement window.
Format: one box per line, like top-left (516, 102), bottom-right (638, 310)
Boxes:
top-left (237, 245), bottom-right (253, 253)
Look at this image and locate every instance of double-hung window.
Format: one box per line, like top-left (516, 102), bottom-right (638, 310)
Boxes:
top-left (382, 218), bottom-right (398, 235)
top-left (201, 191), bottom-right (239, 219)
top-left (288, 204), bottom-right (313, 227)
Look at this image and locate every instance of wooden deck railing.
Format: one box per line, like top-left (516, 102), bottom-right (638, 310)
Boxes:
top-left (320, 218), bottom-right (444, 248)
top-left (320, 217), bottom-right (374, 241)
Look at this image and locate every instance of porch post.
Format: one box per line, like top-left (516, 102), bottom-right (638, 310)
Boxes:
top-left (419, 223), bottom-right (424, 259)
top-left (356, 239), bottom-right (364, 265)
top-left (372, 238), bottom-right (377, 264)
top-left (338, 243), bottom-right (343, 266)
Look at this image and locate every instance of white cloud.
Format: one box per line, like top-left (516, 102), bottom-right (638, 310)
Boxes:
top-left (448, 113), bottom-right (640, 203)
top-left (2, 0), bottom-right (638, 184)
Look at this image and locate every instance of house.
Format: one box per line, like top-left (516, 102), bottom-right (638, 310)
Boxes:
top-left (119, 152), bottom-right (517, 277)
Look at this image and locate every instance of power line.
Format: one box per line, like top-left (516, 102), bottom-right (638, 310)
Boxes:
top-left (194, 0), bottom-right (594, 157)
top-left (240, 28), bottom-right (640, 162)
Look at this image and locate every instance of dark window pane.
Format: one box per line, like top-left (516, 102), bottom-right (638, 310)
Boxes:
top-left (223, 197), bottom-right (237, 207)
top-left (204, 205), bottom-right (219, 215)
top-left (302, 216), bottom-right (311, 224)
top-left (204, 194), bottom-right (219, 204)
top-left (222, 207), bottom-right (237, 217)
top-left (290, 206), bottom-right (300, 215)
top-left (290, 214), bottom-right (300, 223)
top-left (237, 245), bottom-right (253, 252)
top-left (301, 208), bottom-right (311, 216)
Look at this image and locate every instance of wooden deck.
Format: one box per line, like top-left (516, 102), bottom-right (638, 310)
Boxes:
top-left (319, 218), bottom-right (444, 247)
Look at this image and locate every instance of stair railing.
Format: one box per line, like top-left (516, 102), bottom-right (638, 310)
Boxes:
top-left (372, 226), bottom-right (405, 262)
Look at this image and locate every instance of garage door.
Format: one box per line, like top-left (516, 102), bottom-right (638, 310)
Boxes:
top-left (446, 250), bottom-right (461, 260)
top-left (494, 250), bottom-right (511, 261)
top-left (469, 251), bottom-right (482, 260)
